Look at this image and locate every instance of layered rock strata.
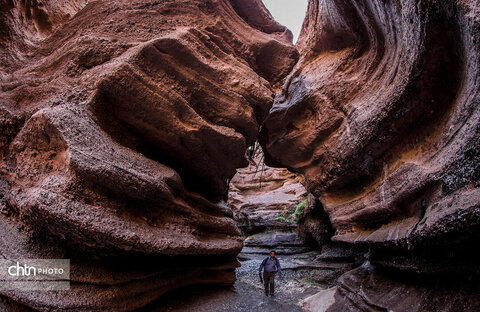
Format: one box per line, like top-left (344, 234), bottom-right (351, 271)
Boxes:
top-left (228, 148), bottom-right (307, 234)
top-left (2, 0), bottom-right (480, 310)
top-left (0, 0), bottom-right (298, 310)
top-left (302, 263), bottom-right (480, 312)
top-left (261, 0), bottom-right (480, 268)
top-left (261, 0), bottom-right (480, 310)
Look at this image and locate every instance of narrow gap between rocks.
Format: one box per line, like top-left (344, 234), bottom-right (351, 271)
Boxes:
top-left (142, 146), bottom-right (355, 312)
top-left (137, 3), bottom-right (338, 310)
top-left (262, 0), bottom-right (309, 43)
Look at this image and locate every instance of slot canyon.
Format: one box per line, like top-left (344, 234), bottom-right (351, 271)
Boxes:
top-left (0, 0), bottom-right (479, 311)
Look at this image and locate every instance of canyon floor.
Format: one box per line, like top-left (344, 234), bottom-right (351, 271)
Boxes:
top-left (144, 233), bottom-right (318, 311)
top-left (142, 230), bottom-right (354, 312)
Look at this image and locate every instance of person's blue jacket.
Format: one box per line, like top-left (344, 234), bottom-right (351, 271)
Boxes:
top-left (259, 257), bottom-right (281, 274)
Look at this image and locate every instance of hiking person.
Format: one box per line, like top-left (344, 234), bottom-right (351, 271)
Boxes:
top-left (259, 251), bottom-right (282, 296)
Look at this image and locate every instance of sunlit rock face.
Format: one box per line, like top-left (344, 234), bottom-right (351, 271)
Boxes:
top-left (261, 0), bottom-right (480, 259)
top-left (0, 0), bottom-right (298, 310)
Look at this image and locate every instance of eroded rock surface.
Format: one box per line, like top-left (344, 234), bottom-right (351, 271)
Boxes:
top-left (260, 0), bottom-right (480, 310)
top-left (261, 0), bottom-right (480, 263)
top-left (302, 264), bottom-right (480, 312)
top-left (2, 0), bottom-right (480, 310)
top-left (228, 148), bottom-right (307, 234)
top-left (0, 0), bottom-right (298, 311)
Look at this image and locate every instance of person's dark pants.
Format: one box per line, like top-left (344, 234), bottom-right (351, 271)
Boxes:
top-left (263, 271), bottom-right (276, 295)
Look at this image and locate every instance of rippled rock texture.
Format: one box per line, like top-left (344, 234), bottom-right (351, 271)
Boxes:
top-left (261, 0), bottom-right (480, 310)
top-left (2, 0), bottom-right (480, 310)
top-left (261, 0), bottom-right (480, 263)
top-left (0, 0), bottom-right (298, 310)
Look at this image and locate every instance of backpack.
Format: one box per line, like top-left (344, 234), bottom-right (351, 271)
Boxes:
top-left (261, 256), bottom-right (280, 270)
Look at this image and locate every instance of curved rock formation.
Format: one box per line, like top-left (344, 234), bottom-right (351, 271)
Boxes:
top-left (2, 0), bottom-right (480, 310)
top-left (0, 0), bottom-right (298, 310)
top-left (261, 0), bottom-right (480, 309)
top-left (261, 0), bottom-right (480, 262)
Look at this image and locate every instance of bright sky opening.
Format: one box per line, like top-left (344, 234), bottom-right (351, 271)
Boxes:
top-left (262, 0), bottom-right (308, 43)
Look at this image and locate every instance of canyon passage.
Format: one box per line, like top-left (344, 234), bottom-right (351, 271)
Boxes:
top-left (0, 0), bottom-right (479, 311)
